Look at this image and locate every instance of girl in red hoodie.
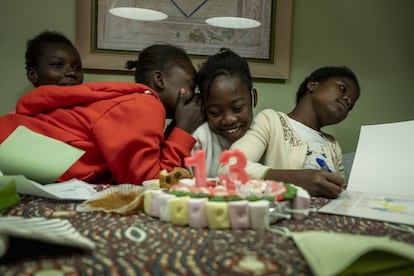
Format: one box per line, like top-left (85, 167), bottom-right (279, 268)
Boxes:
top-left (0, 43), bottom-right (203, 185)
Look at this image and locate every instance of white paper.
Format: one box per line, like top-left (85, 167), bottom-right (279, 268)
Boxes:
top-left (0, 216), bottom-right (95, 258)
top-left (347, 120), bottom-right (414, 196)
top-left (319, 120), bottom-right (414, 225)
top-left (0, 175), bottom-right (96, 200)
top-left (320, 190), bottom-right (414, 225)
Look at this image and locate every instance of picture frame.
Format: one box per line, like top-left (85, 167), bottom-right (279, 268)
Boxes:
top-left (75, 0), bottom-right (292, 80)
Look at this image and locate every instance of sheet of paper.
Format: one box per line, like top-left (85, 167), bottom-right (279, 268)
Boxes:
top-left (0, 175), bottom-right (96, 200)
top-left (0, 126), bottom-right (85, 184)
top-left (319, 120), bottom-right (414, 225)
top-left (347, 120), bottom-right (414, 196)
top-left (319, 190), bottom-right (414, 225)
top-left (0, 216), bottom-right (95, 258)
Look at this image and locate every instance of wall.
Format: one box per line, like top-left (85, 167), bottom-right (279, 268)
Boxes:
top-left (1, 0), bottom-right (413, 153)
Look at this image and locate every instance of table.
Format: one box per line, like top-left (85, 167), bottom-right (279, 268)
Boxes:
top-left (1, 195), bottom-right (413, 275)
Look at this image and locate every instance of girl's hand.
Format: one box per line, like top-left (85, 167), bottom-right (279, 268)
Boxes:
top-left (266, 169), bottom-right (345, 198)
top-left (175, 88), bottom-right (204, 134)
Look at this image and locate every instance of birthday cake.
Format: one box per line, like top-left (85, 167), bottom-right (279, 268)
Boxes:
top-left (143, 149), bottom-right (311, 230)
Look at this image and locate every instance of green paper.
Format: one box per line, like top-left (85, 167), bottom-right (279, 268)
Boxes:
top-left (0, 126), bottom-right (85, 184)
top-left (291, 231), bottom-right (414, 276)
top-left (0, 180), bottom-right (20, 211)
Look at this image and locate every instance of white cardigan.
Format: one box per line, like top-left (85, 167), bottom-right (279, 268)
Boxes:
top-left (219, 109), bottom-right (345, 179)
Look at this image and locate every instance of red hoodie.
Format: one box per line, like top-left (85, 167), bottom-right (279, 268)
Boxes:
top-left (0, 82), bottom-right (196, 185)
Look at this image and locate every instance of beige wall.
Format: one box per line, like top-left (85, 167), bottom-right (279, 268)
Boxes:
top-left (1, 0), bottom-right (413, 153)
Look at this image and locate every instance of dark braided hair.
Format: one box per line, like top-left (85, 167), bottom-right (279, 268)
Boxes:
top-left (25, 30), bottom-right (78, 70)
top-left (126, 44), bottom-right (193, 84)
top-left (197, 48), bottom-right (253, 100)
top-left (295, 66), bottom-right (360, 104)
top-left (197, 48), bottom-right (253, 98)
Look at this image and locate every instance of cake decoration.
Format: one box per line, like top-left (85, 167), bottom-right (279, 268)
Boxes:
top-left (159, 167), bottom-right (192, 189)
top-left (143, 149), bottom-right (311, 230)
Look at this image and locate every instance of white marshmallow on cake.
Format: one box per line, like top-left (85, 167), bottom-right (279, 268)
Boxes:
top-left (188, 198), bottom-right (208, 228)
top-left (143, 190), bottom-right (154, 214)
top-left (159, 193), bottom-right (174, 222)
top-left (228, 200), bottom-right (250, 229)
top-left (149, 190), bottom-right (164, 218)
top-left (249, 200), bottom-right (270, 230)
top-left (291, 186), bottom-right (311, 220)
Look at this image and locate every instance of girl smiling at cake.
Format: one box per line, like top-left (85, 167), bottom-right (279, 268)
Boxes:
top-left (192, 48), bottom-right (257, 177)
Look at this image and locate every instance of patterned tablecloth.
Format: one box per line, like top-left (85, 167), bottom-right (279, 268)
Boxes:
top-left (1, 195), bottom-right (413, 275)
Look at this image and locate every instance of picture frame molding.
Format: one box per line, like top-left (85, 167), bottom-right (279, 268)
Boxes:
top-left (75, 0), bottom-right (293, 80)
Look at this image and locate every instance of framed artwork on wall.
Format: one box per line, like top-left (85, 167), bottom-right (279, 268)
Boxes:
top-left (75, 0), bottom-right (292, 80)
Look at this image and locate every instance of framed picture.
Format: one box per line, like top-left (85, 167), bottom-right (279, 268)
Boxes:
top-left (75, 0), bottom-right (292, 80)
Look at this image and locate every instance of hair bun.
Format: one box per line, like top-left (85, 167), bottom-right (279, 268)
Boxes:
top-left (125, 60), bottom-right (138, 70)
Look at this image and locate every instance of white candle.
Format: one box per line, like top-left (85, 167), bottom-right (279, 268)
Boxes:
top-left (188, 197), bottom-right (208, 228)
top-left (249, 200), bottom-right (269, 230)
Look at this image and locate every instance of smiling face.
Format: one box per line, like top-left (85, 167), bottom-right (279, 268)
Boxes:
top-left (204, 75), bottom-right (254, 143)
top-left (27, 42), bottom-right (83, 87)
top-left (310, 76), bottom-right (359, 127)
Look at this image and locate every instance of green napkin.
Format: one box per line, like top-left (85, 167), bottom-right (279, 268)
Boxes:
top-left (0, 180), bottom-right (20, 211)
top-left (291, 231), bottom-right (414, 276)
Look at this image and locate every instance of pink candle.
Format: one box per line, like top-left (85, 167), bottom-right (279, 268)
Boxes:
top-left (185, 150), bottom-right (207, 187)
top-left (219, 149), bottom-right (250, 184)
